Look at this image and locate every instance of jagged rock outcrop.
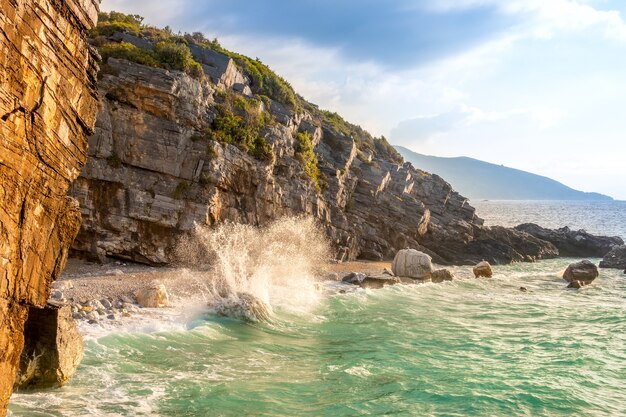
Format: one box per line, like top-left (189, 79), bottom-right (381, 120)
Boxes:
top-left (69, 37), bottom-right (566, 267)
top-left (515, 223), bottom-right (623, 257)
top-left (0, 0), bottom-right (99, 412)
top-left (599, 245), bottom-right (626, 269)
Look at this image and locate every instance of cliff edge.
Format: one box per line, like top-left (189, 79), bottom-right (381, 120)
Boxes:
top-left (0, 0), bottom-right (99, 412)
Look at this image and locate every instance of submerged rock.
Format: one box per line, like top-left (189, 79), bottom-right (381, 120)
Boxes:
top-left (14, 304), bottom-right (84, 390)
top-left (599, 245), bottom-right (626, 269)
top-left (473, 261), bottom-right (493, 278)
top-left (135, 284), bottom-right (170, 308)
top-left (567, 280), bottom-right (587, 289)
top-left (213, 293), bottom-right (272, 322)
top-left (342, 272), bottom-right (401, 289)
top-left (391, 249), bottom-right (433, 279)
top-left (359, 275), bottom-right (402, 289)
top-left (515, 223), bottom-right (623, 257)
top-left (432, 269), bottom-right (454, 283)
top-left (563, 260), bottom-right (598, 284)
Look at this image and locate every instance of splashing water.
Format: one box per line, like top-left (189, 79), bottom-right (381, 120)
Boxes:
top-left (176, 216), bottom-right (330, 320)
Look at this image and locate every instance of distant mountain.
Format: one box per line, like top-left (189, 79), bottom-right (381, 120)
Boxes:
top-left (395, 146), bottom-right (613, 201)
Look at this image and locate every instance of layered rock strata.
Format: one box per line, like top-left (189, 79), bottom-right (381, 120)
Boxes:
top-left (70, 53), bottom-right (560, 267)
top-left (0, 0), bottom-right (99, 412)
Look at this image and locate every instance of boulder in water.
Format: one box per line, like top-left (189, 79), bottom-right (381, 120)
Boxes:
top-left (214, 292), bottom-right (272, 322)
top-left (135, 284), bottom-right (169, 308)
top-left (473, 261), bottom-right (493, 278)
top-left (567, 280), bottom-right (587, 289)
top-left (391, 249), bottom-right (433, 279)
top-left (599, 245), bottom-right (626, 269)
top-left (14, 304), bottom-right (83, 390)
top-left (563, 260), bottom-right (598, 284)
top-left (432, 269), bottom-right (454, 283)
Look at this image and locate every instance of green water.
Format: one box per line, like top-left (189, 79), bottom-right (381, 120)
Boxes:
top-left (9, 259), bottom-right (626, 416)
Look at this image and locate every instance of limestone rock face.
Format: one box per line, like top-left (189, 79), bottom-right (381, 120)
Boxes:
top-left (473, 261), bottom-right (493, 278)
top-left (599, 245), bottom-right (626, 269)
top-left (135, 284), bottom-right (170, 308)
top-left (391, 249), bottom-right (433, 279)
top-left (0, 0), bottom-right (99, 412)
top-left (70, 37), bottom-right (565, 268)
top-left (14, 304), bottom-right (84, 390)
top-left (563, 260), bottom-right (598, 284)
top-left (515, 223), bottom-right (623, 257)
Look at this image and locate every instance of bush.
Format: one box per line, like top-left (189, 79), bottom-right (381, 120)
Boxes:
top-left (154, 41), bottom-right (204, 79)
top-left (99, 42), bottom-right (159, 67)
top-left (295, 131), bottom-right (321, 191)
top-left (210, 94), bottom-right (273, 161)
top-left (91, 12), bottom-right (142, 37)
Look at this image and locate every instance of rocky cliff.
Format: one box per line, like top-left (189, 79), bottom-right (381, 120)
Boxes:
top-left (0, 0), bottom-right (99, 413)
top-left (70, 17), bottom-right (559, 268)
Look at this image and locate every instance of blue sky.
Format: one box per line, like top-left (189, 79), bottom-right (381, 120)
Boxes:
top-left (102, 0), bottom-right (626, 199)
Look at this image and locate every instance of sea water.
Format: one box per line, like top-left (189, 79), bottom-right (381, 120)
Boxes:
top-left (9, 206), bottom-right (626, 417)
top-left (472, 200), bottom-right (626, 240)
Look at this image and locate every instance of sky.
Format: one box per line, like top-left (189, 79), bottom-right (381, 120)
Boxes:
top-left (101, 0), bottom-right (626, 200)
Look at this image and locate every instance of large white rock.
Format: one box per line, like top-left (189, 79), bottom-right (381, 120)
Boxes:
top-left (391, 249), bottom-right (433, 279)
top-left (135, 284), bottom-right (170, 308)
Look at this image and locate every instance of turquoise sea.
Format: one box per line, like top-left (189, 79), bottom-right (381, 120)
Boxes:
top-left (9, 203), bottom-right (626, 417)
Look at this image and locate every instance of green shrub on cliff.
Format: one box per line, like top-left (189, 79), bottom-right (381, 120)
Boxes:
top-left (155, 41), bottom-right (203, 78)
top-left (92, 11), bottom-right (142, 37)
top-left (99, 42), bottom-right (158, 67)
top-left (227, 55), bottom-right (300, 112)
top-left (295, 131), bottom-right (321, 192)
top-left (98, 41), bottom-right (203, 79)
top-left (210, 94), bottom-right (273, 160)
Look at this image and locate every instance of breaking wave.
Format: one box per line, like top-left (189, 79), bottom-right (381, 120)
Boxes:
top-left (176, 216), bottom-right (330, 320)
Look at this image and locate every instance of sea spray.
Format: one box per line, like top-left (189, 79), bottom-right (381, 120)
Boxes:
top-left (176, 216), bottom-right (331, 320)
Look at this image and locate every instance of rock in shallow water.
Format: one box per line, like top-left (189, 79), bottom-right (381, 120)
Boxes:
top-left (391, 249), bottom-right (433, 279)
top-left (432, 269), bottom-right (454, 283)
top-left (599, 245), bottom-right (626, 269)
top-left (213, 293), bottom-right (272, 322)
top-left (473, 261), bottom-right (493, 278)
top-left (14, 304), bottom-right (83, 390)
top-left (563, 260), bottom-right (598, 284)
top-left (342, 272), bottom-right (401, 289)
